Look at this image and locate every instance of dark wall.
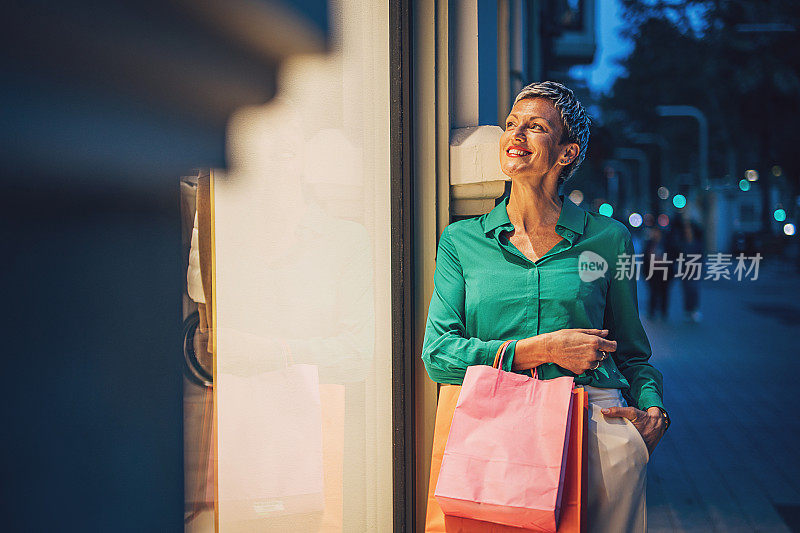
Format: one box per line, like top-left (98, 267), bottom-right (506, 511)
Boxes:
top-left (1, 184), bottom-right (184, 531)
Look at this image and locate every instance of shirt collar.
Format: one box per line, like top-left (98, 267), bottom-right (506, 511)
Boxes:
top-left (483, 193), bottom-right (586, 241)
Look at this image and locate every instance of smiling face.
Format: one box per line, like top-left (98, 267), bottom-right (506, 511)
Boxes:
top-left (499, 97), bottom-right (579, 183)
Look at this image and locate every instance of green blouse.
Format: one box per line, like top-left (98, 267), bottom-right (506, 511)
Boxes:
top-left (421, 194), bottom-right (664, 411)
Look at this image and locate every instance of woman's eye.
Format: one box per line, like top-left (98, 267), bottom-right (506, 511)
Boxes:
top-left (505, 121), bottom-right (514, 128)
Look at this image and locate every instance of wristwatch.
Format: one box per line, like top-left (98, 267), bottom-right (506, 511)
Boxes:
top-left (655, 406), bottom-right (671, 430)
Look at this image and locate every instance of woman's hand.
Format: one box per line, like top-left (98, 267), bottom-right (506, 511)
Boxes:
top-left (601, 406), bottom-right (666, 455)
top-left (543, 328), bottom-right (617, 374)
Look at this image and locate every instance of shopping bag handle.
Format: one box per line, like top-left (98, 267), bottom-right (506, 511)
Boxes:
top-left (492, 340), bottom-right (513, 369)
top-left (493, 340), bottom-right (538, 379)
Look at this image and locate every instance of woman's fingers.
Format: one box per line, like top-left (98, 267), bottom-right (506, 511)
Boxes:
top-left (601, 406), bottom-right (639, 420)
top-left (576, 328), bottom-right (609, 336)
top-left (552, 329), bottom-right (617, 373)
top-left (596, 338), bottom-right (617, 352)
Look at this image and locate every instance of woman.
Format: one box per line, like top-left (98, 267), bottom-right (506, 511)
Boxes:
top-left (422, 81), bottom-right (669, 532)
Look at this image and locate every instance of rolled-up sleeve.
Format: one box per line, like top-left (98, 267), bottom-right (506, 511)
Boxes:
top-left (604, 228), bottom-right (664, 410)
top-left (421, 226), bottom-right (516, 384)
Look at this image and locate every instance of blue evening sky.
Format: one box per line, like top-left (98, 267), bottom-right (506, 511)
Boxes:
top-left (570, 0), bottom-right (632, 94)
top-left (570, 0), bottom-right (709, 94)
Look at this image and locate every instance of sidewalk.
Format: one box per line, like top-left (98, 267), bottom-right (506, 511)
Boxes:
top-left (641, 259), bottom-right (800, 532)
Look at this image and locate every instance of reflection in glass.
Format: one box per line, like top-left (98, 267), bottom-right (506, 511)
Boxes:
top-left (208, 1), bottom-right (392, 530)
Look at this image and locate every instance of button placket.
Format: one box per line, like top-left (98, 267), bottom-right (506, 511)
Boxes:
top-left (530, 266), bottom-right (540, 334)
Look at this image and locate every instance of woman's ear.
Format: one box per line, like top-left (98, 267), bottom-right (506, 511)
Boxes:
top-left (559, 143), bottom-right (580, 166)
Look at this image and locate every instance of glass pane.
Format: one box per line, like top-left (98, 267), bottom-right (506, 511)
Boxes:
top-left (183, 1), bottom-right (392, 530)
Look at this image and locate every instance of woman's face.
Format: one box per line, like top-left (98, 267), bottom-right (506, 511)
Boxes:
top-left (499, 97), bottom-right (578, 182)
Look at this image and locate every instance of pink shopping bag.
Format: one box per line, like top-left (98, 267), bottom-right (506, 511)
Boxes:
top-left (434, 341), bottom-right (575, 532)
top-left (217, 336), bottom-right (325, 528)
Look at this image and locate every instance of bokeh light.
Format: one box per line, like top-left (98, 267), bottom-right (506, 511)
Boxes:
top-left (657, 186), bottom-right (669, 200)
top-left (739, 179), bottom-right (751, 192)
top-left (774, 208), bottom-right (786, 222)
top-left (599, 203), bottom-right (613, 217)
top-left (771, 165), bottom-right (783, 177)
top-left (569, 189), bottom-right (584, 204)
top-left (784, 223), bottom-right (796, 236)
top-left (672, 194), bottom-right (687, 209)
top-left (628, 213), bottom-right (643, 227)
top-left (657, 213), bottom-right (670, 227)
top-left (745, 169), bottom-right (759, 181)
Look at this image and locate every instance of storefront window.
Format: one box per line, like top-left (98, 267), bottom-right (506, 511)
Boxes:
top-left (182, 1), bottom-right (392, 530)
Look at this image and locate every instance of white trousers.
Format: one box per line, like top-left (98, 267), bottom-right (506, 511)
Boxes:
top-left (584, 386), bottom-right (649, 533)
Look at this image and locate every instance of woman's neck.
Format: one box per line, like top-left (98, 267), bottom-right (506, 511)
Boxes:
top-left (506, 180), bottom-right (562, 233)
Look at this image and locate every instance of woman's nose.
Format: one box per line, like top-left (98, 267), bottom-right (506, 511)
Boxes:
top-left (512, 126), bottom-right (526, 142)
